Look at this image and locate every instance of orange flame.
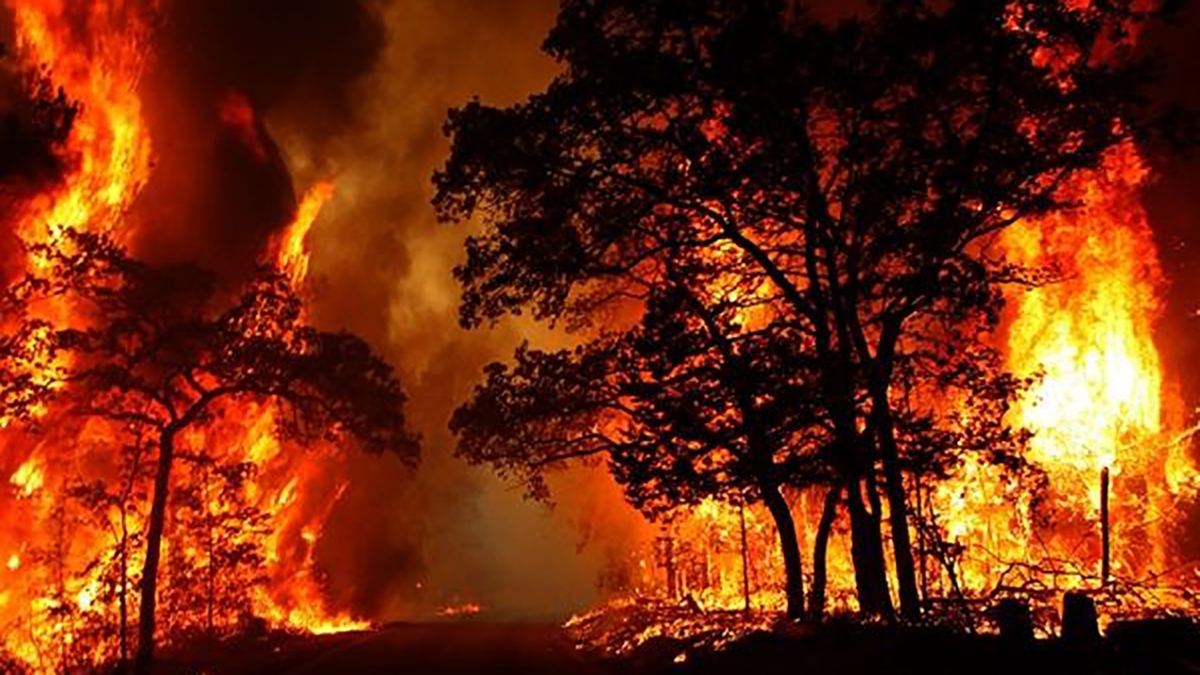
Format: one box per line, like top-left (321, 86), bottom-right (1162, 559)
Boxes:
top-left (929, 141), bottom-right (1198, 598)
top-left (0, 4), bottom-right (367, 672)
top-left (277, 181), bottom-right (336, 288)
top-left (8, 0), bottom-right (154, 250)
top-left (596, 10), bottom-right (1200, 628)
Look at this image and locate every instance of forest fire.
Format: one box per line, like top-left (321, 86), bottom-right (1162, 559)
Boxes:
top-left (575, 133), bottom-right (1200, 645)
top-left (928, 141), bottom-right (1198, 605)
top-left (580, 85), bottom-right (1200, 642)
top-left (0, 2), bottom-right (388, 673)
top-left (3, 0), bottom-right (1200, 673)
top-left (436, 0), bottom-right (1200, 653)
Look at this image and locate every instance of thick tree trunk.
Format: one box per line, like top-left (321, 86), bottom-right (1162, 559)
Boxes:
top-left (809, 484), bottom-right (841, 619)
top-left (870, 386), bottom-right (921, 620)
top-left (760, 483), bottom-right (805, 620)
top-left (134, 432), bottom-right (177, 675)
top-left (846, 476), bottom-right (893, 619)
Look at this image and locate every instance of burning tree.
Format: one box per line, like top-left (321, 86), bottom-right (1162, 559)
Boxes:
top-left (0, 232), bottom-right (417, 673)
top-left (453, 279), bottom-right (829, 619)
top-left (436, 0), bottom-right (1187, 621)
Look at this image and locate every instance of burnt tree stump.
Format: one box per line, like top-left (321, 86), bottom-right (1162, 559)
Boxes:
top-left (1061, 592), bottom-right (1100, 645)
top-left (995, 599), bottom-right (1034, 642)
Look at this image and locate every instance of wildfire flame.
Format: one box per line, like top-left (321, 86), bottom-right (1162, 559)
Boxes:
top-left (0, 3), bottom-right (368, 672)
top-left (3, 1), bottom-right (1199, 670)
top-left (277, 181), bottom-right (336, 287)
top-left (602, 10), bottom-right (1200, 630)
top-left (921, 139), bottom-right (1199, 600)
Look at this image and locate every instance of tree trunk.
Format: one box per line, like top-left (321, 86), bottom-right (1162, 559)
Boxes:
top-left (870, 386), bottom-right (921, 620)
top-left (760, 483), bottom-right (805, 620)
top-left (809, 484), bottom-right (841, 619)
top-left (119, 509), bottom-right (129, 670)
top-left (205, 462), bottom-right (215, 653)
top-left (846, 476), bottom-right (893, 619)
top-left (1100, 467), bottom-right (1111, 586)
top-left (739, 499), bottom-right (751, 615)
top-left (134, 431), bottom-right (177, 675)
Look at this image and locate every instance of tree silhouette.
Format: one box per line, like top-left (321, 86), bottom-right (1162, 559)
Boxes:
top-left (453, 278), bottom-right (829, 618)
top-left (0, 232), bottom-right (418, 673)
top-left (0, 70), bottom-right (77, 185)
top-left (436, 0), bottom-right (1182, 619)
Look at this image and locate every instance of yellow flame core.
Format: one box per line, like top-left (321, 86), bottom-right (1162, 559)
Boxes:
top-left (1008, 145), bottom-right (1163, 475)
top-left (10, 0), bottom-right (154, 248)
top-left (929, 141), bottom-right (1197, 596)
top-left (10, 459), bottom-right (45, 498)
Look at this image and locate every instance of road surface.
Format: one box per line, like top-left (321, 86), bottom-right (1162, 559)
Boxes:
top-left (279, 623), bottom-right (609, 675)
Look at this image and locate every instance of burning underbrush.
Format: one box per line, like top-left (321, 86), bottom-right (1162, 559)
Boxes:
top-left (566, 597), bottom-right (779, 661)
top-left (566, 586), bottom-right (1200, 673)
top-left (5, 0), bottom-right (1200, 672)
top-left (0, 2), bottom-right (414, 673)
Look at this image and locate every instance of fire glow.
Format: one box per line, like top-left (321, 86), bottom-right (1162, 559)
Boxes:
top-left (2, 0), bottom-right (1200, 672)
top-left (0, 2), bottom-right (369, 671)
top-left (610, 144), bottom-right (1200, 628)
top-left (561, 9), bottom-right (1200, 635)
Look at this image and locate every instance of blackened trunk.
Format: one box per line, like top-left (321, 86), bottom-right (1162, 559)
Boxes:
top-left (739, 500), bottom-right (751, 614)
top-left (846, 477), bottom-right (893, 619)
top-left (134, 432), bottom-right (176, 675)
top-left (760, 484), bottom-right (805, 620)
top-left (809, 484), bottom-right (841, 619)
top-left (870, 386), bottom-right (921, 620)
top-left (119, 513), bottom-right (129, 670)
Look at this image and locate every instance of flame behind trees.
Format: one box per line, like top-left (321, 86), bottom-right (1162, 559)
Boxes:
top-left (0, 1), bottom-right (420, 670)
top-left (453, 279), bottom-right (829, 619)
top-left (0, 232), bottom-right (417, 672)
top-left (437, 0), bottom-right (1190, 620)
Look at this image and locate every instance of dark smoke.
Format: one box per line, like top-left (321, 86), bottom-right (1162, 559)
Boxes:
top-left (1145, 1), bottom-right (1200, 414)
top-left (129, 0), bottom-right (632, 620)
top-left (132, 0), bottom-right (387, 281)
top-left (294, 0), bottom-right (632, 620)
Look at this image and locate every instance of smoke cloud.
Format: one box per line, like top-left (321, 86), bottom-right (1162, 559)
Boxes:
top-left (125, 0), bottom-right (651, 620)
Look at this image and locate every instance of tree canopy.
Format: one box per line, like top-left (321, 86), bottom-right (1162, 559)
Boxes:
top-left (438, 0), bottom-right (1184, 620)
top-left (1, 231), bottom-right (417, 672)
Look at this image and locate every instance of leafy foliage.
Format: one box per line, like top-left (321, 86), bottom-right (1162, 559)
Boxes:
top-left (438, 0), bottom-right (1184, 618)
top-left (0, 230), bottom-right (418, 671)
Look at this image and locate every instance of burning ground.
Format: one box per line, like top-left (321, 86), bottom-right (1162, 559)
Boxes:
top-left (2, 1), bottom-right (1200, 674)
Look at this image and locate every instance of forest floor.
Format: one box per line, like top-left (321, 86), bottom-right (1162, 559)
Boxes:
top-left (152, 608), bottom-right (1200, 675)
top-left (574, 606), bottom-right (1200, 675)
top-left (159, 622), bottom-right (606, 675)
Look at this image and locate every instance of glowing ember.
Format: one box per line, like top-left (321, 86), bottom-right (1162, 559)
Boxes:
top-left (437, 603), bottom-right (484, 618)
